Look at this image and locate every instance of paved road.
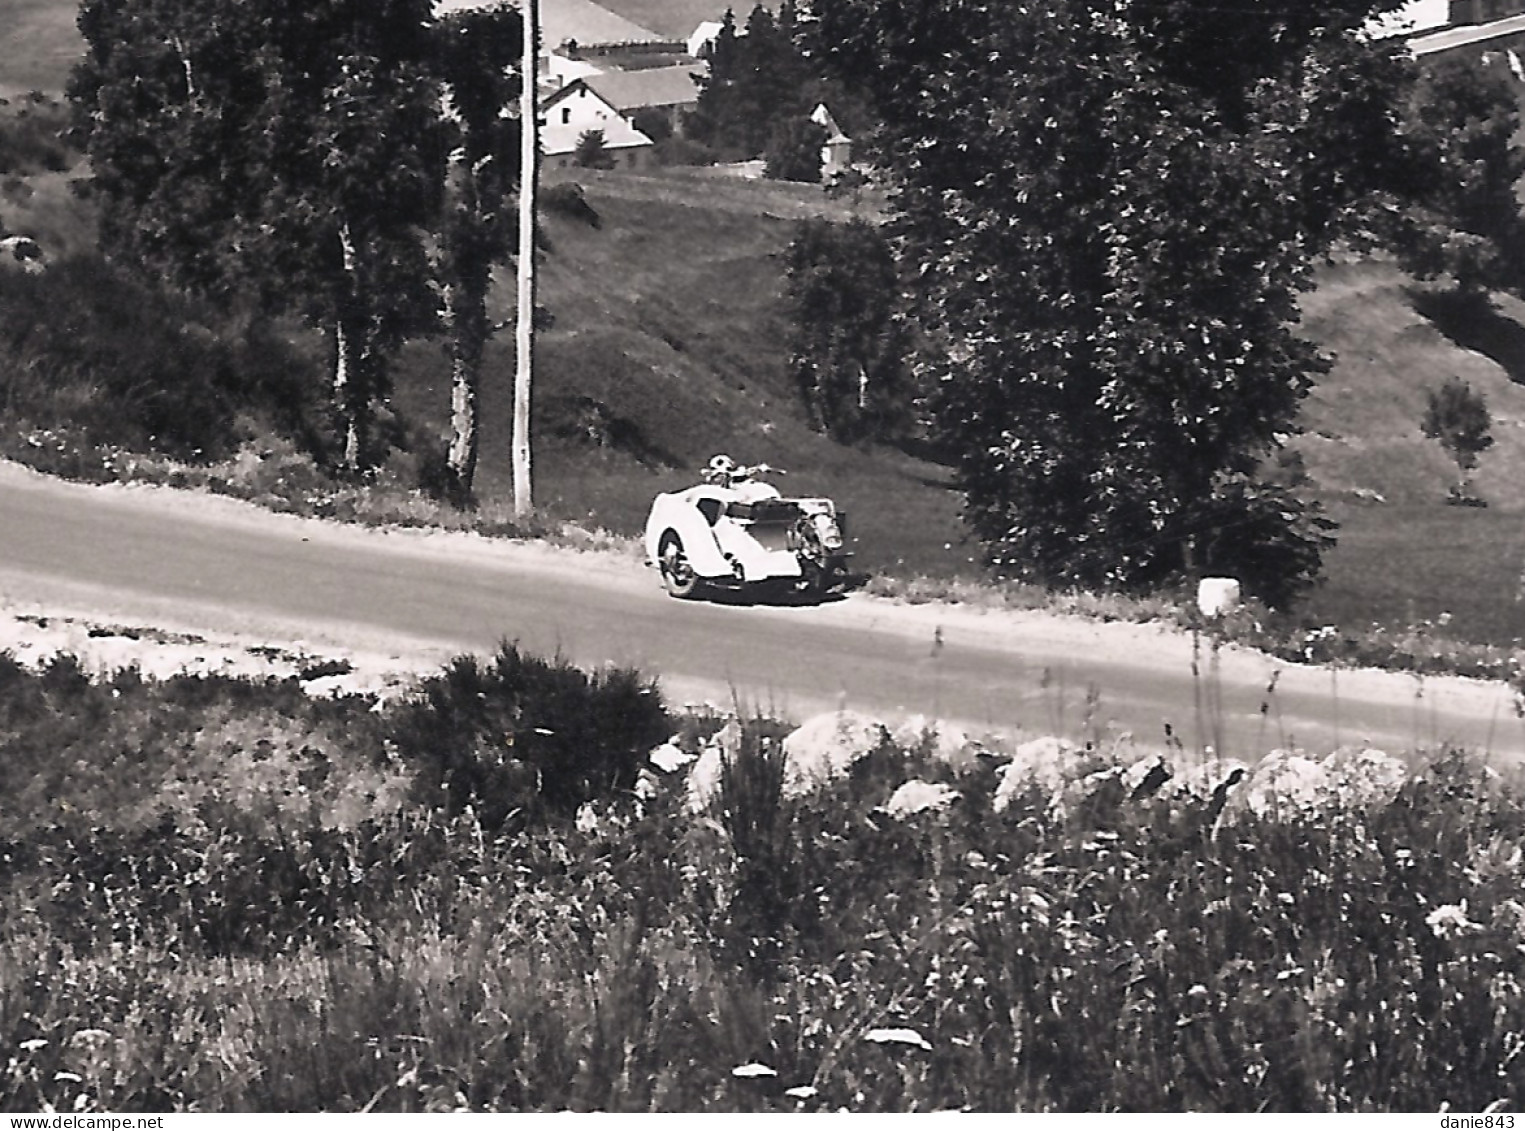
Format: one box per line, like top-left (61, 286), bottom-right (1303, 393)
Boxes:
top-left (1, 463), bottom-right (1520, 762)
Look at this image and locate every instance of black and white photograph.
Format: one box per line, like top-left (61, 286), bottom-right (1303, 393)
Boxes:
top-left (0, 0), bottom-right (1523, 1113)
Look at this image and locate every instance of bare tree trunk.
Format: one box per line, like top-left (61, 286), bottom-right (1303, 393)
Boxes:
top-left (335, 221), bottom-right (368, 473)
top-left (512, 0), bottom-right (538, 518)
top-left (446, 272), bottom-right (487, 498)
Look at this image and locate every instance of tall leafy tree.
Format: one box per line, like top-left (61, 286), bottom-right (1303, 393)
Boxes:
top-left (813, 0), bottom-right (1420, 606)
top-left (434, 4), bottom-right (523, 501)
top-left (71, 0), bottom-right (447, 472)
top-left (784, 218), bottom-right (913, 442)
top-left (1399, 57), bottom-right (1525, 295)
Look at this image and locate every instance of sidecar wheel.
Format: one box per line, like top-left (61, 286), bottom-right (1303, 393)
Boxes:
top-left (658, 532), bottom-right (700, 599)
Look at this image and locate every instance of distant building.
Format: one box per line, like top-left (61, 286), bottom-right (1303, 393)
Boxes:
top-left (1450, 0), bottom-right (1525, 25)
top-left (810, 103), bottom-right (852, 177)
top-left (540, 79), bottom-right (656, 169)
top-left (1367, 0), bottom-right (1451, 37)
top-left (688, 20), bottom-right (724, 56)
top-left (583, 65), bottom-right (705, 135)
top-left (1411, 9), bottom-right (1525, 58)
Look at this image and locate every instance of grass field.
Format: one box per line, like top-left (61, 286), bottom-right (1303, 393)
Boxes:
top-left (0, 0), bottom-right (81, 99)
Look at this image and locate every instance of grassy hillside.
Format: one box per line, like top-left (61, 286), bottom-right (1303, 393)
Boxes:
top-left (1295, 258), bottom-right (1525, 643)
top-left (0, 0), bottom-right (81, 99)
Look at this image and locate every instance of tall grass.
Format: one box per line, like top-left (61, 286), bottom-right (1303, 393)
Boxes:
top-left (0, 648), bottom-right (1522, 1112)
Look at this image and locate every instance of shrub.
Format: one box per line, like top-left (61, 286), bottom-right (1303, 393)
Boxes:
top-left (0, 257), bottom-right (320, 462)
top-left (1422, 375), bottom-right (1493, 503)
top-left (763, 117), bottom-right (827, 184)
top-left (386, 644), bottom-right (669, 827)
top-left (574, 129), bottom-right (617, 170)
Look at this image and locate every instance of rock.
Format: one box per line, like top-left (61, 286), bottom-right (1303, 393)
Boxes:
top-left (883, 779), bottom-right (959, 818)
top-left (992, 736), bottom-right (1109, 812)
top-left (685, 719), bottom-right (743, 812)
top-left (1122, 753), bottom-right (1173, 800)
top-left (1322, 746), bottom-right (1407, 806)
top-left (892, 715), bottom-right (981, 770)
top-left (1197, 577), bottom-right (1242, 618)
top-left (1166, 757), bottom-right (1252, 801)
top-left (1239, 749), bottom-right (1330, 816)
top-left (780, 710), bottom-right (888, 798)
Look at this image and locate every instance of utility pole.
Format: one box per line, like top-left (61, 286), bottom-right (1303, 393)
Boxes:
top-left (513, 0), bottom-right (538, 517)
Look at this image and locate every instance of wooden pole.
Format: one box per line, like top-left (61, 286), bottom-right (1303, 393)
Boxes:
top-left (513, 0), bottom-right (538, 517)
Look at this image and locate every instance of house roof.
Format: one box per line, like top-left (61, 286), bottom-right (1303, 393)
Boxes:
top-left (435, 0), bottom-right (665, 48)
top-left (810, 103), bottom-right (849, 143)
top-left (1366, 0), bottom-right (1450, 39)
top-left (539, 79), bottom-right (656, 154)
top-left (583, 64), bottom-right (704, 110)
top-left (587, 0), bottom-right (732, 41)
top-left (1410, 10), bottom-right (1525, 52)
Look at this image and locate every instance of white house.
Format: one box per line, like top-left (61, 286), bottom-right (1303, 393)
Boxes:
top-left (583, 65), bottom-right (705, 135)
top-left (687, 19), bottom-right (724, 56)
top-left (540, 79), bottom-right (656, 169)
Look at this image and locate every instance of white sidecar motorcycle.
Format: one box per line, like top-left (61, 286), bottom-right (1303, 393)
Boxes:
top-left (644, 455), bottom-right (850, 599)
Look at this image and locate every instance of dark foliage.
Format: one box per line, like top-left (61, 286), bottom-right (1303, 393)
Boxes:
top-left (810, 0), bottom-right (1419, 606)
top-left (540, 181), bottom-right (601, 228)
top-left (763, 116), bottom-right (827, 184)
top-left (386, 643), bottom-right (670, 827)
top-left (0, 256), bottom-right (319, 460)
top-left (573, 129), bottom-right (617, 171)
top-left (1397, 57), bottom-right (1525, 295)
top-left (783, 218), bottom-right (916, 444)
top-left (0, 94), bottom-right (75, 177)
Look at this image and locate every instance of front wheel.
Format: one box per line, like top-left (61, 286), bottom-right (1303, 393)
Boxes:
top-left (658, 532), bottom-right (700, 599)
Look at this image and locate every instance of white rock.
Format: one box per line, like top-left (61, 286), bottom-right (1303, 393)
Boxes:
top-left (1323, 746), bottom-right (1407, 806)
top-left (685, 719), bottom-right (743, 812)
top-left (993, 736), bottom-right (1108, 812)
top-left (1241, 750), bottom-right (1330, 816)
top-left (1197, 577), bottom-right (1242, 618)
top-left (780, 710), bottom-right (888, 797)
top-left (883, 779), bottom-right (959, 818)
top-left (892, 714), bottom-right (980, 770)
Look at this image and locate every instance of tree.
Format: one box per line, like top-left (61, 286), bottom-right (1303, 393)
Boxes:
top-left (574, 128), bottom-right (616, 170)
top-left (784, 218), bottom-right (914, 443)
top-left (433, 4), bottom-right (523, 503)
top-left (690, 4), bottom-right (815, 158)
top-left (1422, 375), bottom-right (1494, 502)
top-left (813, 0), bottom-right (1420, 606)
top-left (1398, 57), bottom-right (1525, 295)
top-left (764, 116), bottom-right (827, 183)
top-left (71, 0), bottom-right (447, 473)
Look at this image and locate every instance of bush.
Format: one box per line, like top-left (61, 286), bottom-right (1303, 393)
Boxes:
top-left (0, 256), bottom-right (320, 462)
top-left (386, 644), bottom-right (669, 827)
top-left (764, 117), bottom-right (827, 184)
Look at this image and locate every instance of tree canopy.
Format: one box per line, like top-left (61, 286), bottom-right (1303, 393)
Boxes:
top-left (813, 0), bottom-right (1424, 605)
top-left (71, 0), bottom-right (454, 471)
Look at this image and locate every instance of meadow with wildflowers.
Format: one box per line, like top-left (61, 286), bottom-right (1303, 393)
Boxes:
top-left (0, 646), bottom-right (1523, 1113)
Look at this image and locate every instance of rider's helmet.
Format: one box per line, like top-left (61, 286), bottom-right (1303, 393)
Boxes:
top-left (704, 453), bottom-right (737, 484)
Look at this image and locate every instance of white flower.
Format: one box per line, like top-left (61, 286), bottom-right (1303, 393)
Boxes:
top-left (732, 1062), bottom-right (778, 1079)
top-left (785, 1085), bottom-right (819, 1100)
top-left (863, 1027), bottom-right (932, 1051)
top-left (1426, 901), bottom-right (1482, 939)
